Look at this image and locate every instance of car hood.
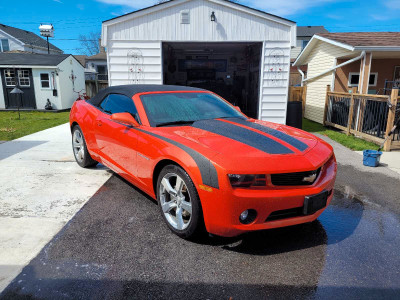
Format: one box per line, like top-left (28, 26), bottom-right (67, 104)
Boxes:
top-left (149, 118), bottom-right (333, 173)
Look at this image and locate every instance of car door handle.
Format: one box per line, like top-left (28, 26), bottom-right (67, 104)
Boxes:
top-left (97, 120), bottom-right (103, 126)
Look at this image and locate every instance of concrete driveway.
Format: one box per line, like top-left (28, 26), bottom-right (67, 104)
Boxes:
top-left (1, 128), bottom-right (400, 299)
top-left (0, 123), bottom-right (111, 292)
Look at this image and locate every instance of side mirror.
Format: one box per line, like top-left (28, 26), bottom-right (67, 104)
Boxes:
top-left (111, 112), bottom-right (139, 127)
top-left (234, 106), bottom-right (241, 112)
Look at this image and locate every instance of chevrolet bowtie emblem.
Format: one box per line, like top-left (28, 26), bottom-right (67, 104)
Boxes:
top-left (302, 173), bottom-right (317, 183)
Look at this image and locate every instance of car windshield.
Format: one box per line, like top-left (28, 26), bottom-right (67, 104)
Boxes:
top-left (140, 92), bottom-right (245, 127)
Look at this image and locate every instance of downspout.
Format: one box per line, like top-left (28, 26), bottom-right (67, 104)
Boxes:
top-left (299, 51), bottom-right (366, 86)
top-left (297, 67), bottom-right (305, 86)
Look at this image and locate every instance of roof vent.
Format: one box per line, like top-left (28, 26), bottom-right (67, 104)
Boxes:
top-left (181, 10), bottom-right (190, 24)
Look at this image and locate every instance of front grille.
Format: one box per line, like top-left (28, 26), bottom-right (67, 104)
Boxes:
top-left (265, 207), bottom-right (303, 222)
top-left (270, 168), bottom-right (321, 186)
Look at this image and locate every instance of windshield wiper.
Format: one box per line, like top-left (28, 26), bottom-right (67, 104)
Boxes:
top-left (156, 120), bottom-right (195, 127)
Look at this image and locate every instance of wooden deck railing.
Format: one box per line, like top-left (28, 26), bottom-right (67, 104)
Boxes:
top-left (324, 85), bottom-right (399, 151)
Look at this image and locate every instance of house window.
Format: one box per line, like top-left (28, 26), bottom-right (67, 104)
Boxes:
top-left (4, 69), bottom-right (16, 86)
top-left (301, 40), bottom-right (309, 49)
top-left (348, 72), bottom-right (378, 87)
top-left (0, 39), bottom-right (10, 52)
top-left (18, 70), bottom-right (30, 87)
top-left (40, 73), bottom-right (51, 89)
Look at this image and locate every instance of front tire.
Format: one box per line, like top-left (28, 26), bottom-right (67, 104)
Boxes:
top-left (157, 165), bottom-right (205, 239)
top-left (72, 125), bottom-right (98, 168)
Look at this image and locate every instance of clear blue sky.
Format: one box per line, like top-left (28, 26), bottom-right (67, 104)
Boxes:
top-left (1, 0), bottom-right (399, 54)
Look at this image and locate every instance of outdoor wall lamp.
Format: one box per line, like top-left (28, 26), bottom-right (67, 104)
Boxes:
top-left (211, 11), bottom-right (216, 22)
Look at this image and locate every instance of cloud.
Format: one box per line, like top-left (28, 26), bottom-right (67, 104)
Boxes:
top-left (77, 3), bottom-right (85, 10)
top-left (53, 0), bottom-right (63, 3)
top-left (383, 0), bottom-right (400, 10)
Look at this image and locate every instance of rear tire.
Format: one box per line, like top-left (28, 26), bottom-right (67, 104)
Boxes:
top-left (157, 164), bottom-right (205, 239)
top-left (72, 125), bottom-right (98, 168)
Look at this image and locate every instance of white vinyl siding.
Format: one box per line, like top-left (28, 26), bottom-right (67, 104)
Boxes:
top-left (106, 0), bottom-right (292, 42)
top-left (104, 0), bottom-right (295, 124)
top-left (259, 41), bottom-right (291, 124)
top-left (107, 41), bottom-right (162, 86)
top-left (303, 41), bottom-right (352, 124)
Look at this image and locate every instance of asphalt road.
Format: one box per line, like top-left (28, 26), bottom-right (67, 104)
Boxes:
top-left (2, 169), bottom-right (400, 299)
top-left (2, 137), bottom-right (400, 299)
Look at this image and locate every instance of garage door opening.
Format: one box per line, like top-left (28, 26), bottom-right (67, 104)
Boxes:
top-left (162, 42), bottom-right (262, 118)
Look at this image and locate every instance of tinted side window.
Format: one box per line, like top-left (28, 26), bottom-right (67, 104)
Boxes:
top-left (100, 94), bottom-right (140, 122)
top-left (99, 96), bottom-right (109, 111)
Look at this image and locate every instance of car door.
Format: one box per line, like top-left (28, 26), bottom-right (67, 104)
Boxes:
top-left (94, 93), bottom-right (139, 178)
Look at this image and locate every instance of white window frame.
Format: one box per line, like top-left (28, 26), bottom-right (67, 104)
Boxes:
top-left (40, 72), bottom-right (52, 89)
top-left (0, 39), bottom-right (10, 52)
top-left (4, 69), bottom-right (16, 87)
top-left (348, 72), bottom-right (378, 87)
top-left (18, 70), bottom-right (30, 87)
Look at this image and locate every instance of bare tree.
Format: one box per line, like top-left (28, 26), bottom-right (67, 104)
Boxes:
top-left (77, 32), bottom-right (101, 56)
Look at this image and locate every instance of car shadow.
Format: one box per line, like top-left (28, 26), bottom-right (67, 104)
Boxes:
top-left (114, 172), bottom-right (364, 256)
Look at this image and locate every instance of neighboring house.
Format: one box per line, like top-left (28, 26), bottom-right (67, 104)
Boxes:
top-left (101, 0), bottom-right (297, 123)
top-left (290, 26), bottom-right (329, 60)
top-left (293, 32), bottom-right (400, 124)
top-left (74, 50), bottom-right (108, 97)
top-left (0, 52), bottom-right (85, 110)
top-left (0, 23), bottom-right (63, 54)
top-left (86, 49), bottom-right (108, 81)
top-left (289, 26), bottom-right (328, 86)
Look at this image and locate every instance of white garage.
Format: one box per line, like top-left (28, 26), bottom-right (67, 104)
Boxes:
top-left (101, 0), bottom-right (296, 123)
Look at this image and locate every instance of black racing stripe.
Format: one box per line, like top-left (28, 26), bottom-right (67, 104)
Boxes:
top-left (135, 128), bottom-right (219, 189)
top-left (227, 118), bottom-right (309, 151)
top-left (193, 119), bottom-right (293, 155)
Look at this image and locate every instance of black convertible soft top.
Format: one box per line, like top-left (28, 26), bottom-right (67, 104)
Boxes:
top-left (87, 84), bottom-right (205, 106)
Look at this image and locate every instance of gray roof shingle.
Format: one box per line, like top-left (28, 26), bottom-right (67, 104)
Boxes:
top-left (297, 26), bottom-right (329, 37)
top-left (0, 24), bottom-right (62, 53)
top-left (0, 52), bottom-right (70, 66)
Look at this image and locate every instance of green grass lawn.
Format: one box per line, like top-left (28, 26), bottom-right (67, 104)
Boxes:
top-left (302, 118), bottom-right (378, 151)
top-left (0, 111), bottom-right (70, 141)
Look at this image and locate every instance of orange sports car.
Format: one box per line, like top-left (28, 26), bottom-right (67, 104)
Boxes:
top-left (70, 85), bottom-right (336, 239)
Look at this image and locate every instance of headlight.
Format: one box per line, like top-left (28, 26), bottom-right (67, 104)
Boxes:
top-left (228, 174), bottom-right (266, 188)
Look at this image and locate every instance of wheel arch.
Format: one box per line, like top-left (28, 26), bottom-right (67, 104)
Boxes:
top-left (152, 159), bottom-right (182, 197)
top-left (70, 121), bottom-right (79, 132)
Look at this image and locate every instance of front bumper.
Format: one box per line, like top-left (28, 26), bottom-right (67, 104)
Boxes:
top-left (199, 156), bottom-right (337, 237)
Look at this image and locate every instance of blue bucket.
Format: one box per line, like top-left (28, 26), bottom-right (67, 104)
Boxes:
top-left (363, 150), bottom-right (382, 167)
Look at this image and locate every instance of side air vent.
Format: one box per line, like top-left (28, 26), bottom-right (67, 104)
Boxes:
top-left (181, 11), bottom-right (190, 24)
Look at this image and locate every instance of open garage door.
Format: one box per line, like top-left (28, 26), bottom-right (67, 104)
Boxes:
top-left (162, 42), bottom-right (262, 119)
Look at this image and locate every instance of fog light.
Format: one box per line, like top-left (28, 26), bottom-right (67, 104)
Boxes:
top-left (239, 209), bottom-right (257, 224)
top-left (240, 210), bottom-right (249, 221)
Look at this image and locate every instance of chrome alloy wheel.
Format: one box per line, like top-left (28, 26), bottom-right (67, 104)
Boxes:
top-left (73, 130), bottom-right (85, 163)
top-left (159, 173), bottom-right (192, 230)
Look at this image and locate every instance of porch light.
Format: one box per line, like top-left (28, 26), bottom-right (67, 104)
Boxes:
top-left (211, 11), bottom-right (216, 22)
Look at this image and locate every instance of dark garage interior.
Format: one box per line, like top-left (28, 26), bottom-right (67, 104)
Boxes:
top-left (162, 42), bottom-right (262, 118)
